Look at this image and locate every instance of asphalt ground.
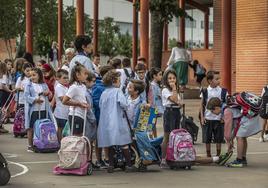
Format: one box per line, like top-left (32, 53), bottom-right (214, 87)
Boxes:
top-left (1, 100), bottom-right (268, 188)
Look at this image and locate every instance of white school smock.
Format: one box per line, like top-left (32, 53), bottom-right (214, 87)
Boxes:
top-left (97, 87), bottom-right (132, 147)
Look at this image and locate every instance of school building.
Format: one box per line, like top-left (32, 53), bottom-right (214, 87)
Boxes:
top-left (5, 0), bottom-right (267, 95)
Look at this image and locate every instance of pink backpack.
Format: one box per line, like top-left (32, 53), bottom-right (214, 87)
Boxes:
top-left (166, 129), bottom-right (196, 162)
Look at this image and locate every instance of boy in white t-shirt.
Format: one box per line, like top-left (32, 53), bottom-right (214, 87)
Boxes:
top-left (54, 69), bottom-right (69, 141)
top-left (200, 70), bottom-right (228, 157)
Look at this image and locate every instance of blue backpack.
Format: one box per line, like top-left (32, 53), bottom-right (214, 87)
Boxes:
top-left (135, 131), bottom-right (160, 162)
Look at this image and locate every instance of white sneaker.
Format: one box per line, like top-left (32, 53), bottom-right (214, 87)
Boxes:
top-left (264, 134), bottom-right (268, 141)
top-left (259, 137), bottom-right (265, 142)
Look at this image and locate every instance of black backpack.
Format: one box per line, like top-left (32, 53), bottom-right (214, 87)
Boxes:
top-left (122, 68), bottom-right (135, 94)
top-left (0, 153), bottom-right (10, 186)
top-left (260, 86), bottom-right (268, 119)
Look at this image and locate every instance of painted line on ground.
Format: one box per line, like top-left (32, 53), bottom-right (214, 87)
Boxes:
top-left (16, 160), bottom-right (58, 164)
top-left (8, 161), bottom-right (29, 178)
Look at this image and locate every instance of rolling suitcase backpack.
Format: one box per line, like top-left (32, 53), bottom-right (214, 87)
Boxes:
top-left (33, 104), bottom-right (59, 153)
top-left (0, 153), bottom-right (10, 186)
top-left (13, 93), bottom-right (27, 138)
top-left (53, 109), bottom-right (92, 176)
top-left (166, 129), bottom-right (196, 169)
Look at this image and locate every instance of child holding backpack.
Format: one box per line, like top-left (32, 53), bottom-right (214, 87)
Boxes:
top-left (24, 68), bottom-right (53, 152)
top-left (259, 85), bottom-right (268, 142)
top-left (160, 69), bottom-right (183, 168)
top-left (97, 70), bottom-right (136, 173)
top-left (62, 62), bottom-right (89, 136)
top-left (148, 67), bottom-right (163, 137)
top-left (15, 63), bottom-right (32, 109)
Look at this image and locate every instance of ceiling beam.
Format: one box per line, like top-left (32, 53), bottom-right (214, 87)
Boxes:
top-left (186, 0), bottom-right (209, 14)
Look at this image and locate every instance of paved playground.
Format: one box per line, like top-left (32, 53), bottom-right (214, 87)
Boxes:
top-left (1, 100), bottom-right (268, 188)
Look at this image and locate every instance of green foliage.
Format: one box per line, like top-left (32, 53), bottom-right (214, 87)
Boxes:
top-left (98, 17), bottom-right (120, 57)
top-left (169, 38), bottom-right (177, 49)
top-left (115, 31), bottom-right (132, 58)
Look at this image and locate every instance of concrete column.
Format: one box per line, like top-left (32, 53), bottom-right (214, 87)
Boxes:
top-left (132, 0), bottom-right (138, 68)
top-left (26, 0), bottom-right (33, 54)
top-left (58, 0), bottom-right (63, 66)
top-left (179, 0), bottom-right (185, 47)
top-left (140, 0), bottom-right (149, 67)
top-left (93, 0), bottom-right (99, 54)
top-left (221, 0), bottom-right (232, 92)
top-left (76, 0), bottom-right (84, 35)
top-left (163, 23), bottom-right (168, 51)
top-left (204, 12), bottom-right (209, 49)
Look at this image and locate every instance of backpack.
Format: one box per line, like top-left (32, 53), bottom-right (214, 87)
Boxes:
top-left (122, 68), bottom-right (135, 94)
top-left (201, 88), bottom-right (227, 116)
top-left (166, 129), bottom-right (196, 162)
top-left (33, 119), bottom-right (59, 152)
top-left (58, 136), bottom-right (90, 169)
top-left (196, 64), bottom-right (206, 75)
top-left (135, 131), bottom-right (160, 163)
top-left (228, 92), bottom-right (262, 118)
top-left (260, 87), bottom-right (268, 119)
top-left (13, 108), bottom-right (26, 137)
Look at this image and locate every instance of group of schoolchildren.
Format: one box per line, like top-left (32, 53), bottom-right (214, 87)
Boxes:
top-left (0, 35), bottom-right (267, 173)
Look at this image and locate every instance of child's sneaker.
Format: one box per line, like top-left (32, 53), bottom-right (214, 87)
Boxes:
top-left (242, 157), bottom-right (247, 166)
top-left (100, 160), bottom-right (108, 169)
top-left (27, 146), bottom-right (34, 153)
top-left (259, 136), bottom-right (265, 142)
top-left (217, 151), bottom-right (233, 166)
top-left (160, 159), bottom-right (169, 169)
top-left (264, 134), bottom-right (268, 141)
top-left (125, 165), bottom-right (138, 173)
top-left (107, 166), bottom-right (114, 173)
top-left (226, 159), bottom-right (244, 168)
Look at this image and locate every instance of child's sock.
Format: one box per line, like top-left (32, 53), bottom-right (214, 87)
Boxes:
top-left (108, 147), bottom-right (115, 167)
top-left (122, 148), bottom-right (132, 167)
top-left (212, 156), bottom-right (219, 162)
top-left (216, 149), bottom-right (221, 156)
top-left (206, 150), bottom-right (211, 157)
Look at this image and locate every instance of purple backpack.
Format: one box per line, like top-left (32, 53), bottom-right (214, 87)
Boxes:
top-left (13, 108), bottom-right (26, 138)
top-left (33, 119), bottom-right (59, 153)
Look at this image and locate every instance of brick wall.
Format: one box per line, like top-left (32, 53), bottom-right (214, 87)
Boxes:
top-left (0, 39), bottom-right (16, 61)
top-left (212, 0), bottom-right (221, 72)
top-left (236, 0), bottom-right (268, 94)
top-left (231, 0), bottom-right (236, 93)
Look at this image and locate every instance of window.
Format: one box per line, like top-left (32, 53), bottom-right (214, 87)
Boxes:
top-left (201, 21), bottom-right (213, 30)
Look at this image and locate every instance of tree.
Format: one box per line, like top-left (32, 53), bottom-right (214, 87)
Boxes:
top-left (115, 31), bottom-right (132, 58)
top-left (0, 0), bottom-right (25, 60)
top-left (135, 0), bottom-right (191, 68)
top-left (98, 17), bottom-right (120, 57)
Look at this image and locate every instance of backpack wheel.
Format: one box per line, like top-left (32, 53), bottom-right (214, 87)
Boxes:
top-left (0, 167), bottom-right (10, 186)
top-left (87, 163), bottom-right (93, 175)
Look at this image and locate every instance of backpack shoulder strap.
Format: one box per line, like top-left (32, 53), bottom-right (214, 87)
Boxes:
top-left (123, 68), bottom-right (131, 78)
top-left (221, 88), bottom-right (228, 103)
top-left (201, 88), bottom-right (208, 106)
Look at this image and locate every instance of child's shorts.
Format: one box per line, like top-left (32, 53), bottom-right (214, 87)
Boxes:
top-left (203, 120), bottom-right (224, 144)
top-left (29, 110), bottom-right (46, 128)
top-left (55, 118), bottom-right (67, 129)
top-left (163, 107), bottom-right (181, 133)
top-left (68, 115), bottom-right (84, 135)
